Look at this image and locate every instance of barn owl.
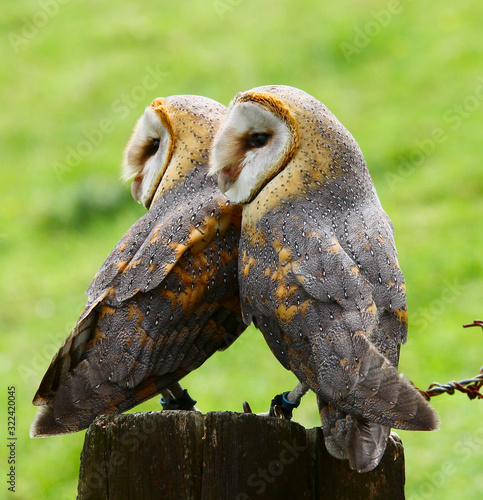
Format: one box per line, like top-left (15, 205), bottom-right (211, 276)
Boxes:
top-left (210, 85), bottom-right (439, 472)
top-left (31, 95), bottom-right (245, 437)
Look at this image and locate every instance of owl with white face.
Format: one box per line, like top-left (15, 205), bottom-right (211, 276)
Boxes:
top-left (210, 85), bottom-right (439, 472)
top-left (31, 95), bottom-right (245, 437)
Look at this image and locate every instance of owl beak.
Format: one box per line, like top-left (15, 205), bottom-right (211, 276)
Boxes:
top-left (131, 169), bottom-right (165, 209)
top-left (131, 176), bottom-right (144, 205)
top-left (217, 166), bottom-right (239, 195)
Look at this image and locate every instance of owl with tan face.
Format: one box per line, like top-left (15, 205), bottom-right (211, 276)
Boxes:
top-left (210, 85), bottom-right (439, 472)
top-left (31, 95), bottom-right (245, 437)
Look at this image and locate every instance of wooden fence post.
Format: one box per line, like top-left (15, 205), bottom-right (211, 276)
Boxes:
top-left (77, 411), bottom-right (405, 500)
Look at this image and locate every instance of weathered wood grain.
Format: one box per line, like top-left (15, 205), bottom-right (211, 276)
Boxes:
top-left (77, 411), bottom-right (405, 499)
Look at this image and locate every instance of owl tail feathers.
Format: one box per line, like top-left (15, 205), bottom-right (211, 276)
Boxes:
top-left (318, 397), bottom-right (390, 473)
top-left (349, 343), bottom-right (440, 432)
top-left (319, 332), bottom-right (440, 433)
top-left (348, 419), bottom-right (390, 473)
top-left (318, 398), bottom-right (351, 460)
top-left (30, 405), bottom-right (78, 438)
top-left (30, 365), bottom-right (174, 438)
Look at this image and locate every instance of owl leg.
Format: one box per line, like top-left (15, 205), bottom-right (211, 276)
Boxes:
top-left (388, 431), bottom-right (401, 460)
top-left (242, 382), bottom-right (309, 419)
top-left (160, 383), bottom-right (197, 411)
top-left (269, 382), bottom-right (309, 419)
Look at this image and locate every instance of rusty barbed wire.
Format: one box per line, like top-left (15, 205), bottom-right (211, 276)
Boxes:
top-left (418, 320), bottom-right (483, 401)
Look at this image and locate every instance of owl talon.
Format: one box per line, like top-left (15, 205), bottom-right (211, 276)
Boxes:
top-left (388, 432), bottom-right (401, 460)
top-left (243, 401), bottom-right (253, 413)
top-left (269, 391), bottom-right (301, 420)
top-left (160, 389), bottom-right (197, 411)
top-left (272, 405), bottom-right (285, 419)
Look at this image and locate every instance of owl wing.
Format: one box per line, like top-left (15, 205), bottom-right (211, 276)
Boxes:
top-left (292, 231), bottom-right (397, 472)
top-left (291, 230), bottom-right (438, 432)
top-left (86, 196), bottom-right (200, 304)
top-left (34, 197), bottom-right (204, 399)
top-left (242, 219), bottom-right (437, 472)
top-left (31, 194), bottom-right (244, 436)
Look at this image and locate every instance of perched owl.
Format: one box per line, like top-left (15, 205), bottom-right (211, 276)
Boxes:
top-left (210, 85), bottom-right (439, 472)
top-left (31, 95), bottom-right (245, 437)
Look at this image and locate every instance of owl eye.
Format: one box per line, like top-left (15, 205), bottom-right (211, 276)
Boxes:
top-left (246, 132), bottom-right (271, 148)
top-left (144, 138), bottom-right (161, 159)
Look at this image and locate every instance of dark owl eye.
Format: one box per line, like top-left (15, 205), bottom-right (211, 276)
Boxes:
top-left (144, 138), bottom-right (160, 158)
top-left (246, 132), bottom-right (271, 148)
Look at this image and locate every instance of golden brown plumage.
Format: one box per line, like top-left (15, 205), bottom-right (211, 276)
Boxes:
top-left (31, 95), bottom-right (245, 437)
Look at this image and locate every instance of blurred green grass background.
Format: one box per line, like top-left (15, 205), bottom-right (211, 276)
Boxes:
top-left (1, 0), bottom-right (482, 498)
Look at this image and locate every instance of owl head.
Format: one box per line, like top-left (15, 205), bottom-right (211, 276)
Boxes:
top-left (210, 85), bottom-right (366, 205)
top-left (124, 95), bottom-right (226, 208)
